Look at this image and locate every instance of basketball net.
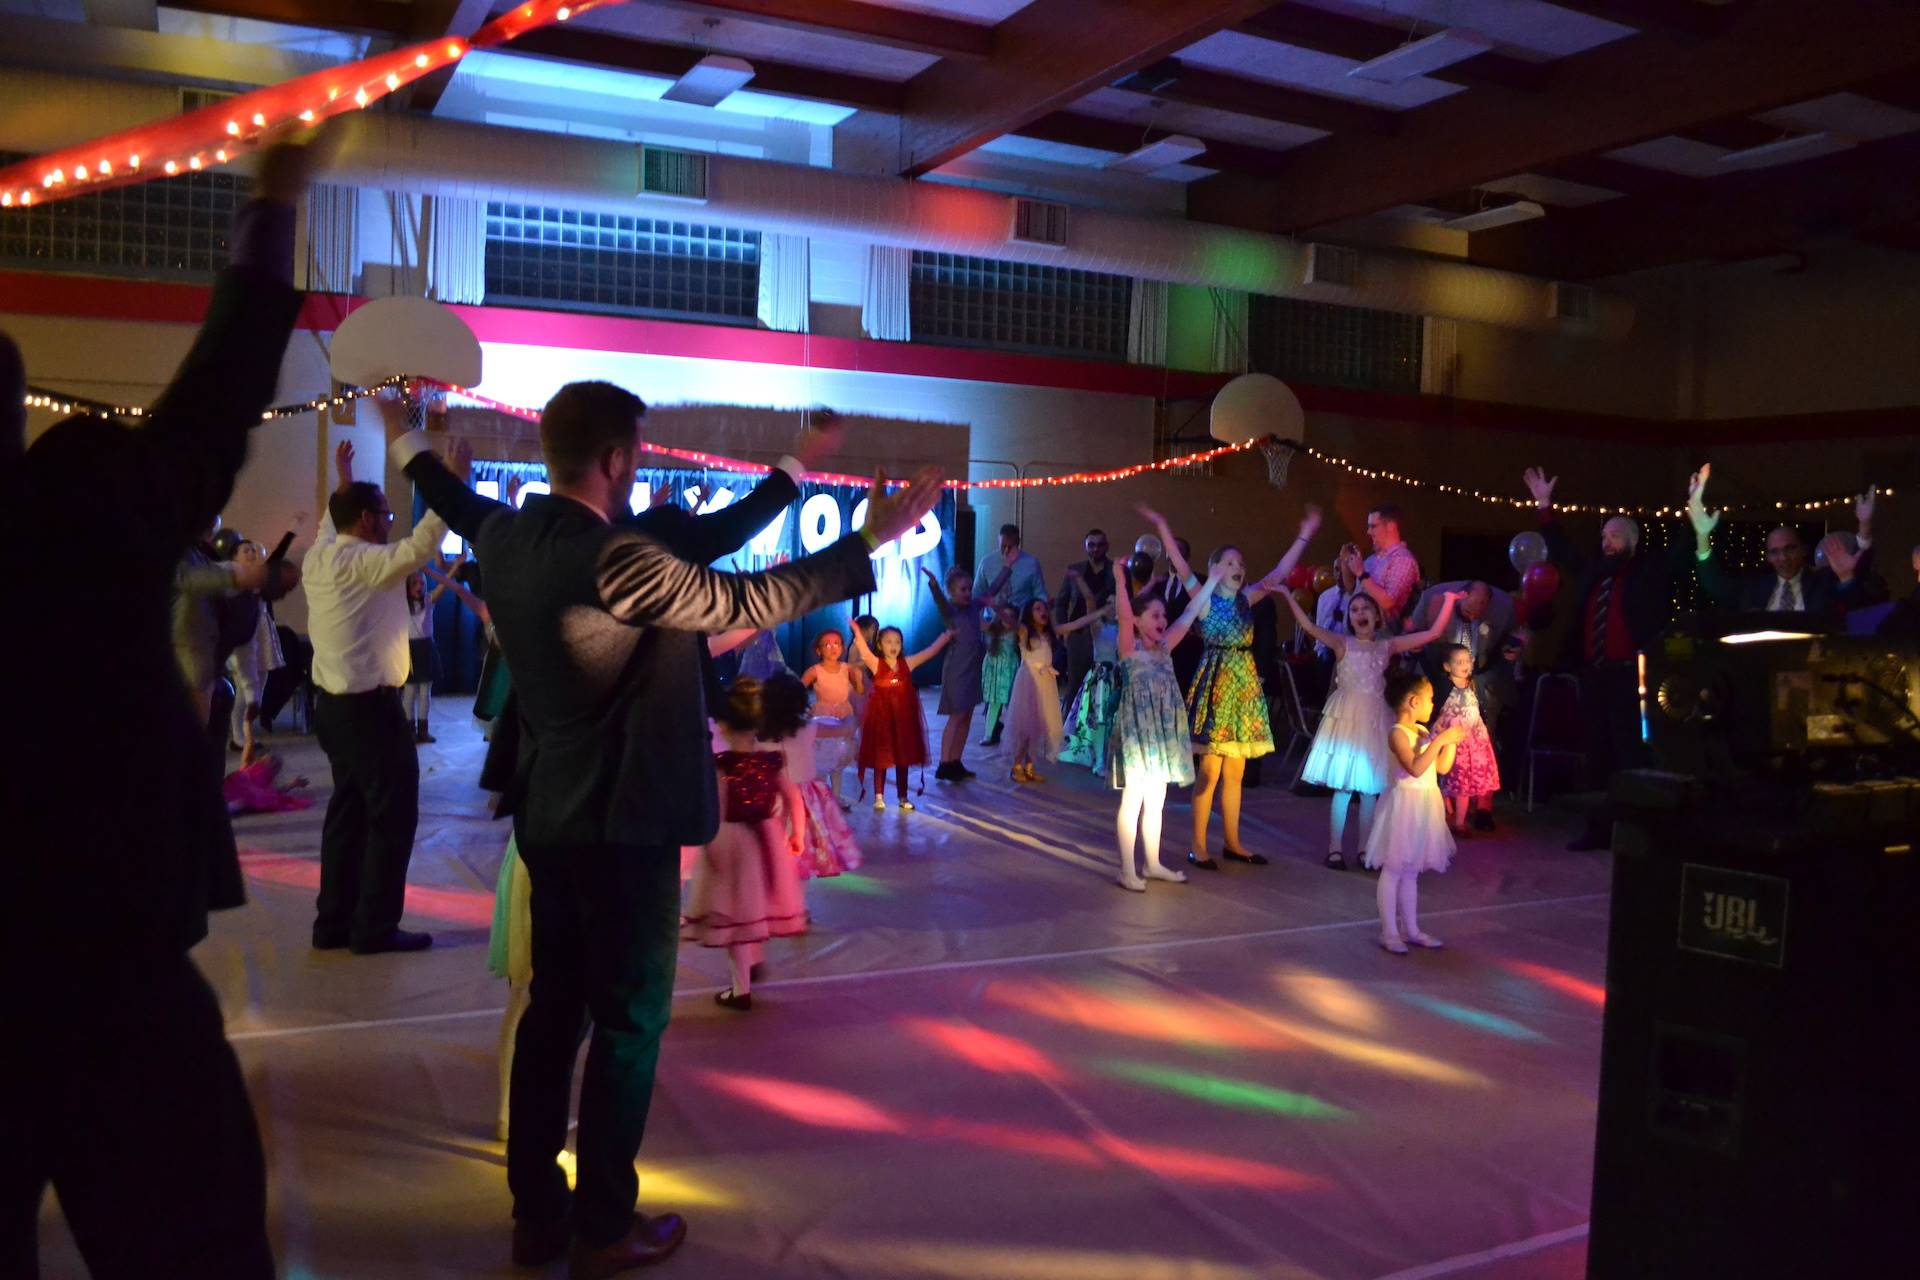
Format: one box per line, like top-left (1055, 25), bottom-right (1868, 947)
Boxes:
top-left (1258, 437), bottom-right (1295, 489)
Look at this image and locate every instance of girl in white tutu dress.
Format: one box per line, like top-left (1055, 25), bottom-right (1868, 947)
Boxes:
top-left (1363, 670), bottom-right (1466, 954)
top-left (1283, 587), bottom-right (1465, 870)
top-left (1006, 598), bottom-right (1109, 782)
top-left (682, 677), bottom-right (810, 1011)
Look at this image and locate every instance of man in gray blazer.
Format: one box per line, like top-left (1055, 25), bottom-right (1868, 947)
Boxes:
top-left (395, 381), bottom-right (939, 1277)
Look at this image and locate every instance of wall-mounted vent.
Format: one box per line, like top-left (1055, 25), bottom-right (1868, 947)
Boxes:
top-left (1306, 243), bottom-right (1359, 287)
top-left (1550, 281), bottom-right (1595, 322)
top-left (639, 146), bottom-right (709, 202)
top-left (1011, 197), bottom-right (1069, 248)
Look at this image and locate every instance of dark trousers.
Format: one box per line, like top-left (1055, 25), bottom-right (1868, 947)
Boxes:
top-left (312, 687), bottom-right (419, 946)
top-left (1580, 662), bottom-right (1647, 842)
top-left (1, 952), bottom-right (273, 1280)
top-left (507, 841), bottom-right (681, 1247)
top-left (1062, 630), bottom-right (1093, 711)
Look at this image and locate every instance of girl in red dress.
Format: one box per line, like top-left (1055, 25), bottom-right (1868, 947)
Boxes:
top-left (851, 623), bottom-right (953, 812)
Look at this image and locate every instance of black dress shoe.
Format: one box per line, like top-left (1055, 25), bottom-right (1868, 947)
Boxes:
top-left (1324, 852), bottom-right (1347, 871)
top-left (570, 1214), bottom-right (687, 1279)
top-left (351, 928), bottom-right (434, 955)
top-left (311, 931), bottom-right (350, 951)
top-left (715, 988), bottom-right (752, 1011)
top-left (955, 763), bottom-right (977, 779)
top-left (512, 1216), bottom-right (571, 1267)
top-left (934, 761), bottom-right (958, 782)
top-left (1187, 851), bottom-right (1220, 871)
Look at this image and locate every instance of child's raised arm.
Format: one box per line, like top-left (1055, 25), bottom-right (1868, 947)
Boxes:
top-left (1056, 600), bottom-right (1114, 636)
top-left (904, 629), bottom-right (956, 671)
top-left (1247, 505), bottom-right (1322, 604)
top-left (708, 628), bottom-right (759, 658)
top-left (1281, 583), bottom-right (1345, 658)
top-left (849, 619), bottom-right (882, 674)
top-left (921, 564), bottom-right (953, 620)
top-left (1164, 561), bottom-right (1227, 651)
top-left (1115, 579), bottom-right (1137, 659)
top-left (1387, 591), bottom-right (1463, 656)
top-left (1137, 504), bottom-right (1196, 589)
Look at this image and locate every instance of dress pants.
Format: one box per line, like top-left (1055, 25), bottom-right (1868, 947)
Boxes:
top-left (0, 950), bottom-right (273, 1280)
top-left (506, 841), bottom-right (681, 1247)
top-left (1061, 630), bottom-right (1094, 712)
top-left (1579, 661), bottom-right (1647, 843)
top-left (312, 687), bottom-right (419, 946)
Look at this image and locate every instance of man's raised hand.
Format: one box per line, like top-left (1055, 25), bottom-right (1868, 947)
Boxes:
top-left (334, 439), bottom-right (355, 493)
top-left (860, 467), bottom-right (944, 548)
top-left (1523, 467), bottom-right (1557, 512)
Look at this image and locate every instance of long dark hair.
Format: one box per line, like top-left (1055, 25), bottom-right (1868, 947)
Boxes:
top-left (1019, 597), bottom-right (1053, 644)
top-left (758, 672), bottom-right (810, 743)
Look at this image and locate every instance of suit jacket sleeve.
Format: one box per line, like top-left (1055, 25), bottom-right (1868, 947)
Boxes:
top-left (144, 203), bottom-right (302, 550)
top-left (403, 449), bottom-right (507, 543)
top-left (1539, 514), bottom-right (1585, 580)
top-left (597, 530), bottom-right (877, 632)
top-left (674, 470), bottom-right (798, 563)
top-left (1694, 547), bottom-right (1739, 609)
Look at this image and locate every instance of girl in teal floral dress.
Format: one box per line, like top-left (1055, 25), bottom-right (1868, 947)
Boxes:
top-left (1140, 503), bottom-right (1322, 870)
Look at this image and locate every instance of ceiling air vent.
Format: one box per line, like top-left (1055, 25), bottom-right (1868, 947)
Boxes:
top-left (639, 146), bottom-right (709, 203)
top-left (1549, 282), bottom-right (1595, 322)
top-left (1306, 243), bottom-right (1359, 287)
top-left (1011, 197), bottom-right (1069, 248)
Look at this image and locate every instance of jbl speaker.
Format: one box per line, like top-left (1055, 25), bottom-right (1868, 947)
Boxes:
top-left (1588, 771), bottom-right (1920, 1278)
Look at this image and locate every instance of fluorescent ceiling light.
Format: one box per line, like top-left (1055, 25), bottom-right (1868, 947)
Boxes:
top-left (1441, 200), bottom-right (1545, 232)
top-left (1348, 29), bottom-right (1494, 84)
top-left (1717, 131), bottom-right (1848, 167)
top-left (1718, 630), bottom-right (1818, 645)
top-left (662, 55), bottom-right (755, 108)
top-left (1104, 134), bottom-right (1207, 174)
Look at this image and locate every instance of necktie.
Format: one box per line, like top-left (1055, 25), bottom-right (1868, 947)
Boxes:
top-left (1784, 578), bottom-right (1801, 612)
top-left (1590, 575), bottom-right (1613, 662)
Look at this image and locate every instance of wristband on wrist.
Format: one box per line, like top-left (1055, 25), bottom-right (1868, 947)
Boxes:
top-left (859, 526), bottom-right (882, 551)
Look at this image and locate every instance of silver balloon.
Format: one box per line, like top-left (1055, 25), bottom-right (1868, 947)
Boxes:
top-left (1509, 530), bottom-right (1548, 576)
top-left (1134, 533), bottom-right (1165, 560)
top-left (1813, 530), bottom-right (1859, 571)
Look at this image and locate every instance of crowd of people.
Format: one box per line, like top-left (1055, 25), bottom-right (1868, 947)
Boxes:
top-left (6, 126), bottom-right (1913, 1280)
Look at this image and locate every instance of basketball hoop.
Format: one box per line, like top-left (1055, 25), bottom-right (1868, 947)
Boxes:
top-left (1259, 437), bottom-right (1295, 489)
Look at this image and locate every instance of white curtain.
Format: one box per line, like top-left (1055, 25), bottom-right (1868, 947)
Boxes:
top-left (1209, 288), bottom-right (1249, 373)
top-left (296, 183), bottom-right (360, 294)
top-left (427, 195), bottom-right (486, 305)
top-left (862, 245), bottom-right (912, 342)
top-left (1421, 317), bottom-right (1459, 396)
top-left (1127, 278), bottom-right (1168, 366)
top-left (756, 233), bottom-right (811, 332)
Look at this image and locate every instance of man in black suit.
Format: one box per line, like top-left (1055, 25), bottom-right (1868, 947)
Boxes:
top-left (1526, 467), bottom-right (1689, 852)
top-left (1688, 463), bottom-right (1881, 618)
top-left (395, 384), bottom-right (939, 1276)
top-left (1056, 527), bottom-right (1115, 708)
top-left (2, 136), bottom-right (327, 1279)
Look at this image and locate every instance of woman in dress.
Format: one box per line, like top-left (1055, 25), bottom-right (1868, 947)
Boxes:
top-left (1140, 504), bottom-right (1322, 869)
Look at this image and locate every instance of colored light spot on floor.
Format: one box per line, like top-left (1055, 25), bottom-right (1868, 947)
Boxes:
top-left (903, 1017), bottom-right (1071, 1081)
top-left (1396, 992), bottom-right (1547, 1042)
top-left (1096, 1060), bottom-right (1353, 1120)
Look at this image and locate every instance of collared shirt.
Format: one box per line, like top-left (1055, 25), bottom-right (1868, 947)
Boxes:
top-left (1313, 583), bottom-right (1348, 659)
top-left (1362, 542), bottom-right (1421, 628)
top-left (304, 474), bottom-right (447, 694)
top-left (1581, 563), bottom-right (1636, 664)
top-left (976, 549), bottom-right (1047, 610)
top-left (1768, 571), bottom-right (1807, 612)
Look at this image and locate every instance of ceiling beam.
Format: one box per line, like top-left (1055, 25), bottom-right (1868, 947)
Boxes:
top-left (1187, 0), bottom-right (1920, 234)
top-left (1530, 0), bottom-right (1744, 38)
top-left (1131, 62), bottom-right (1396, 137)
top-left (401, 0), bottom-right (492, 114)
top-left (890, 0), bottom-right (1277, 178)
top-left (1528, 154), bottom-right (1693, 198)
top-left (164, 0), bottom-right (409, 37)
top-left (1016, 110), bottom-right (1293, 177)
top-left (1469, 131), bottom-right (1920, 277)
top-left (503, 26), bottom-right (905, 111)
top-left (640, 0), bottom-right (992, 61)
top-left (1233, 5), bottom-right (1549, 92)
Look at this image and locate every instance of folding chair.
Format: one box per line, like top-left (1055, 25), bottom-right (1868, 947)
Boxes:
top-left (1526, 672), bottom-right (1585, 812)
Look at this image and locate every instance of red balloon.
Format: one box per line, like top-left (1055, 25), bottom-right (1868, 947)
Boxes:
top-left (1521, 562), bottom-right (1561, 612)
top-left (1284, 564), bottom-right (1315, 591)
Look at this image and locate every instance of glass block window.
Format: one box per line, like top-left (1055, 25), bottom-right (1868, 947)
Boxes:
top-left (0, 150), bottom-right (248, 280)
top-left (1247, 295), bottom-right (1422, 394)
top-left (483, 203), bottom-right (759, 324)
top-left (910, 252), bottom-right (1131, 360)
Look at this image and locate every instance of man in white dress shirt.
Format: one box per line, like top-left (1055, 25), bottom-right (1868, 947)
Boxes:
top-left (303, 417), bottom-right (447, 954)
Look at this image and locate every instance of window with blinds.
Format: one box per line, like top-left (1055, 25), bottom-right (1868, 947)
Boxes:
top-left (1247, 295), bottom-right (1423, 393)
top-left (483, 202), bottom-right (759, 324)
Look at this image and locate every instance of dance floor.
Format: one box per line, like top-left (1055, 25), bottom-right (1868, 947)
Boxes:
top-left (39, 696), bottom-right (1608, 1280)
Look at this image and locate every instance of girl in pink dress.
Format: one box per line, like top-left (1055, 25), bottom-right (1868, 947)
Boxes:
top-left (1432, 644), bottom-right (1501, 838)
top-left (682, 677), bottom-right (810, 1011)
top-left (802, 629), bottom-right (857, 806)
top-left (763, 672), bottom-right (861, 878)
top-left (852, 623), bottom-right (953, 811)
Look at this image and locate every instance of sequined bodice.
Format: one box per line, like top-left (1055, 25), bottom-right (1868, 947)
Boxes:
top-left (718, 750), bottom-right (784, 823)
top-left (1196, 591), bottom-right (1254, 650)
top-left (1336, 638), bottom-right (1390, 698)
top-left (873, 660), bottom-right (913, 691)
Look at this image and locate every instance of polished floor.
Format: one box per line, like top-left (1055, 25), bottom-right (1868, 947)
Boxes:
top-left (39, 696), bottom-right (1607, 1279)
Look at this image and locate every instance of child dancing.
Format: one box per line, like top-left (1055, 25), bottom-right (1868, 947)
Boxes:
top-left (802, 629), bottom-right (858, 805)
top-left (1060, 568), bottom-right (1122, 774)
top-left (763, 671), bottom-right (860, 877)
top-left (1006, 598), bottom-right (1105, 782)
top-left (922, 562), bottom-right (1003, 782)
top-left (1109, 567), bottom-right (1220, 889)
top-left (1282, 588), bottom-right (1465, 870)
top-left (1433, 643), bottom-right (1501, 837)
top-left (1140, 504), bottom-right (1321, 867)
top-left (1364, 670), bottom-right (1465, 954)
top-left (979, 602), bottom-right (1020, 747)
top-left (682, 677), bottom-right (810, 1010)
top-left (852, 622), bottom-right (954, 811)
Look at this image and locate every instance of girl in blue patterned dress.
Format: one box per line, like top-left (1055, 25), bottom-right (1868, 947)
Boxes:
top-left (1109, 567), bottom-right (1220, 890)
top-left (1141, 504), bottom-right (1322, 870)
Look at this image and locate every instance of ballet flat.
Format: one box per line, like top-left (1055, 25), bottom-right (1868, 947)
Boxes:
top-left (1324, 852), bottom-right (1348, 871)
top-left (715, 989), bottom-right (753, 1011)
top-left (1378, 937), bottom-right (1410, 956)
top-left (1186, 851), bottom-right (1220, 871)
top-left (1406, 933), bottom-right (1445, 950)
top-left (1222, 848), bottom-right (1268, 866)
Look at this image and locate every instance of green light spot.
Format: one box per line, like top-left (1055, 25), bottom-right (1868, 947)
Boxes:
top-left (1098, 1060), bottom-right (1353, 1120)
top-left (809, 874), bottom-right (891, 898)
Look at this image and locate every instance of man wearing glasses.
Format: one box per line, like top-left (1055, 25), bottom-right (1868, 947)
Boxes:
top-left (302, 426), bottom-right (448, 955)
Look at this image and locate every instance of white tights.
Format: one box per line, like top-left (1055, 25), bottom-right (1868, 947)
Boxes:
top-left (403, 682), bottom-right (431, 723)
top-left (1329, 791), bottom-right (1377, 858)
top-left (728, 940), bottom-right (764, 996)
top-left (1375, 869), bottom-right (1428, 944)
top-left (1115, 779), bottom-right (1185, 887)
